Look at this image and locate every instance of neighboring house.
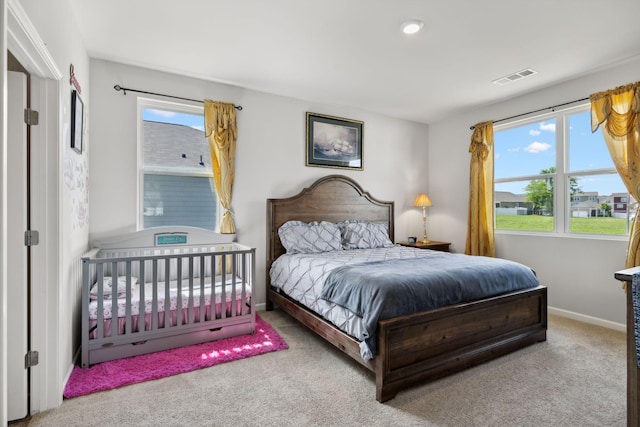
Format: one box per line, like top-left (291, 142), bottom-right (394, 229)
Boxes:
top-left (571, 192), bottom-right (601, 217)
top-left (570, 200), bottom-right (601, 218)
top-left (142, 120), bottom-right (217, 229)
top-left (494, 191), bottom-right (533, 215)
top-left (497, 189), bottom-right (634, 218)
top-left (611, 192), bottom-right (636, 219)
top-left (571, 191), bottom-right (599, 204)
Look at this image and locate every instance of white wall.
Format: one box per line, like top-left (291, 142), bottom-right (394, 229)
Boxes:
top-left (428, 56), bottom-right (640, 327)
top-left (89, 59), bottom-right (429, 306)
top-left (9, 0), bottom-right (90, 413)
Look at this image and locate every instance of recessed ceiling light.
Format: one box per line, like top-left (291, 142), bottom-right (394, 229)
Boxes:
top-left (401, 20), bottom-right (424, 35)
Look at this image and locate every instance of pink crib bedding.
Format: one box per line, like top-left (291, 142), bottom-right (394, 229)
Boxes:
top-left (88, 276), bottom-right (251, 338)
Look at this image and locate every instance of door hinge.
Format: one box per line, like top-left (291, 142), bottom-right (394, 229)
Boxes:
top-left (25, 351), bottom-right (39, 368)
top-left (24, 108), bottom-right (39, 126)
top-left (25, 230), bottom-right (39, 246)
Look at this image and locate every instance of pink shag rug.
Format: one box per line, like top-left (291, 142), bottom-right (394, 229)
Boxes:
top-left (64, 314), bottom-right (287, 398)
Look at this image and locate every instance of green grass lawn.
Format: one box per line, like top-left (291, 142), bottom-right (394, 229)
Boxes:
top-left (496, 214), bottom-right (629, 235)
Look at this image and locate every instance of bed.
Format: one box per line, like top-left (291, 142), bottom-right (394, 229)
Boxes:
top-left (81, 226), bottom-right (255, 368)
top-left (266, 175), bottom-right (547, 402)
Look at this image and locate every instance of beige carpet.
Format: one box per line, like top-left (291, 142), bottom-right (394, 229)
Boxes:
top-left (15, 311), bottom-right (625, 427)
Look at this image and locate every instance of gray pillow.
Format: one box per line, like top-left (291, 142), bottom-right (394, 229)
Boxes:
top-left (278, 221), bottom-right (342, 254)
top-left (339, 220), bottom-right (394, 249)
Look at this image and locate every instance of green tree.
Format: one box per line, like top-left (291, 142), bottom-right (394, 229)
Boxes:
top-left (600, 202), bottom-right (612, 217)
top-left (525, 179), bottom-right (552, 214)
top-left (525, 167), bottom-right (582, 215)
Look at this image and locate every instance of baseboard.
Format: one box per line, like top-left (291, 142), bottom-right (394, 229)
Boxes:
top-left (548, 306), bottom-right (625, 332)
top-left (255, 302), bottom-right (267, 311)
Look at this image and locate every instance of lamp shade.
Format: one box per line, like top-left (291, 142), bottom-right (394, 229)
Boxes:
top-left (414, 193), bottom-right (432, 207)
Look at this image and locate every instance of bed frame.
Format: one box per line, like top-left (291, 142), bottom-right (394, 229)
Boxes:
top-left (266, 175), bottom-right (547, 402)
top-left (81, 227), bottom-right (255, 368)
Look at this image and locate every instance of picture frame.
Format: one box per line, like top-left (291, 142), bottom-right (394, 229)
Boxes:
top-left (306, 112), bottom-right (363, 170)
top-left (71, 89), bottom-right (84, 154)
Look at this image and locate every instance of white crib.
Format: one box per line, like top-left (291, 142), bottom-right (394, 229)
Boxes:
top-left (81, 227), bottom-right (255, 368)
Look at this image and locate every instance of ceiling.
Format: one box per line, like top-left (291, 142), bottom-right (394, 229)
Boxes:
top-left (68, 0), bottom-right (640, 124)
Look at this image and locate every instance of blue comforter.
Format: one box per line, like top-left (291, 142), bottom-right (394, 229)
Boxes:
top-left (320, 252), bottom-right (539, 359)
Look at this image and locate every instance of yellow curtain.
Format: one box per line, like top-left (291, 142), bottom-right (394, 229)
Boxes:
top-left (465, 121), bottom-right (496, 257)
top-left (590, 81), bottom-right (640, 270)
top-left (204, 100), bottom-right (238, 234)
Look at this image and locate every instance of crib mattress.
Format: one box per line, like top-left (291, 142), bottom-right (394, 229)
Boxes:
top-left (89, 275), bottom-right (251, 321)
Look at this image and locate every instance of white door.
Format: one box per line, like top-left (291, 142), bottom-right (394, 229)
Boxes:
top-left (7, 70), bottom-right (29, 421)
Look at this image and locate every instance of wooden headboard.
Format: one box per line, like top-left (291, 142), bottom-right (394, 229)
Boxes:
top-left (266, 175), bottom-right (394, 288)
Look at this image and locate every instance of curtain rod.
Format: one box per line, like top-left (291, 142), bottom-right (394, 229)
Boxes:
top-left (469, 96), bottom-right (589, 130)
top-left (113, 84), bottom-right (243, 110)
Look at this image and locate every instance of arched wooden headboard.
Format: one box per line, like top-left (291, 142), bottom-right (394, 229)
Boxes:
top-left (265, 175), bottom-right (394, 287)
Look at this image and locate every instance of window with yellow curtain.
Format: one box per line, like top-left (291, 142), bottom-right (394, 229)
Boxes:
top-left (138, 98), bottom-right (220, 231)
top-left (494, 106), bottom-right (630, 236)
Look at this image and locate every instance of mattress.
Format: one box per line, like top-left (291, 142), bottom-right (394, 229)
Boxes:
top-left (270, 245), bottom-right (539, 360)
top-left (270, 246), bottom-right (444, 357)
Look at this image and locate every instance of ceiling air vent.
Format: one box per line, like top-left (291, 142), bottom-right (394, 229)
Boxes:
top-left (492, 68), bottom-right (537, 86)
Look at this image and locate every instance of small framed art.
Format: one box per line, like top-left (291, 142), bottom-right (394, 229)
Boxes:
top-left (71, 89), bottom-right (84, 154)
top-left (306, 112), bottom-right (363, 170)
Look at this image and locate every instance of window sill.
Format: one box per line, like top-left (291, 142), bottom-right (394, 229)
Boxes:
top-left (495, 229), bottom-right (629, 242)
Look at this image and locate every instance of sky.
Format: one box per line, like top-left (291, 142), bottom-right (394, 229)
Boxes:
top-left (494, 110), bottom-right (626, 196)
top-left (143, 108), bottom-right (204, 131)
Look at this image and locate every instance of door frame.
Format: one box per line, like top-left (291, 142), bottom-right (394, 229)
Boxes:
top-left (7, 69), bottom-right (28, 422)
top-left (7, 0), bottom-right (63, 414)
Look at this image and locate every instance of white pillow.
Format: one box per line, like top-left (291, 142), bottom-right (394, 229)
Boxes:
top-left (339, 220), bottom-right (394, 249)
top-left (90, 276), bottom-right (139, 300)
top-left (278, 221), bottom-right (342, 254)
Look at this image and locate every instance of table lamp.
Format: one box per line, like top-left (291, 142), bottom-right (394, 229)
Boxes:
top-left (414, 193), bottom-right (432, 243)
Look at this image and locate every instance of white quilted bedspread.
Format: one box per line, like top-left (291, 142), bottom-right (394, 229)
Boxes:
top-left (269, 245), bottom-right (441, 358)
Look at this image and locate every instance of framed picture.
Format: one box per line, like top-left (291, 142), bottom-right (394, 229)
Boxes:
top-left (71, 89), bottom-right (84, 154)
top-left (306, 112), bottom-right (363, 170)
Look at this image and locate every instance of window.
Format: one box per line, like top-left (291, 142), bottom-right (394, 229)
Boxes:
top-left (494, 106), bottom-right (631, 236)
top-left (139, 99), bottom-right (218, 230)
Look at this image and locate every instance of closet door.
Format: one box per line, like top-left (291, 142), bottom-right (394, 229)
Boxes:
top-left (7, 70), bottom-right (29, 421)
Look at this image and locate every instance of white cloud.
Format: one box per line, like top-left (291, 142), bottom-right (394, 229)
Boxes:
top-left (529, 129), bottom-right (541, 136)
top-left (147, 109), bottom-right (177, 118)
top-left (524, 141), bottom-right (552, 153)
top-left (540, 122), bottom-right (555, 132)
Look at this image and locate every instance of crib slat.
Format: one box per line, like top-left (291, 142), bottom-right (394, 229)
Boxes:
top-left (230, 253), bottom-right (237, 317)
top-left (199, 254), bottom-right (205, 323)
top-left (221, 253), bottom-right (227, 319)
top-left (111, 261), bottom-right (118, 338)
top-left (138, 259), bottom-right (145, 334)
top-left (176, 256), bottom-right (183, 327)
top-left (96, 264), bottom-right (104, 339)
top-left (124, 261), bottom-right (132, 334)
top-left (212, 252), bottom-right (217, 320)
top-left (188, 256), bottom-right (194, 324)
top-left (241, 252), bottom-right (247, 315)
top-left (152, 259), bottom-right (158, 331)
top-left (164, 257), bottom-right (171, 329)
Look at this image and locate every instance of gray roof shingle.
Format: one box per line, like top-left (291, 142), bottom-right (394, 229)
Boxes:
top-left (143, 120), bottom-right (211, 173)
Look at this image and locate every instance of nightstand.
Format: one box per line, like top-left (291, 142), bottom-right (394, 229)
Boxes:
top-left (397, 240), bottom-right (451, 252)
